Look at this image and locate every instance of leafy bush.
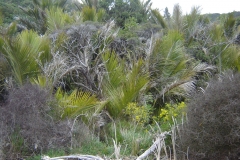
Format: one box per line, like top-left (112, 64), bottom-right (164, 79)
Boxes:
top-left (179, 72), bottom-right (240, 159)
top-left (159, 102), bottom-right (186, 122)
top-left (124, 102), bottom-right (153, 125)
top-left (0, 84), bottom-right (71, 159)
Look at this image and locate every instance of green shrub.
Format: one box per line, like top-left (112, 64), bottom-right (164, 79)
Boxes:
top-left (179, 72), bottom-right (240, 160)
top-left (124, 102), bottom-right (153, 125)
top-left (159, 102), bottom-right (186, 122)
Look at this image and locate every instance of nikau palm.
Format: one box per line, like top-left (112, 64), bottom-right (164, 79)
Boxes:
top-left (102, 51), bottom-right (149, 117)
top-left (0, 29), bottom-right (50, 85)
top-left (149, 30), bottom-right (214, 104)
top-left (19, 0), bottom-right (68, 34)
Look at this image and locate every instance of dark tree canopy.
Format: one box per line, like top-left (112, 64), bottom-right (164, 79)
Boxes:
top-left (99, 0), bottom-right (151, 27)
top-left (0, 0), bottom-right (32, 24)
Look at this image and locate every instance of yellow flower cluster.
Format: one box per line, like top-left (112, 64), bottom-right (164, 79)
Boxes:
top-left (125, 102), bottom-right (152, 125)
top-left (159, 102), bottom-right (186, 122)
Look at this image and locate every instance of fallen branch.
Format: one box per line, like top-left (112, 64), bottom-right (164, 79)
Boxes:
top-left (136, 131), bottom-right (170, 160)
top-left (41, 155), bottom-right (104, 160)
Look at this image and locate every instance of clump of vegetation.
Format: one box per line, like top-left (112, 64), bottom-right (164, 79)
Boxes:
top-left (124, 102), bottom-right (153, 125)
top-left (159, 102), bottom-right (186, 122)
top-left (0, 0), bottom-right (240, 159)
top-left (179, 72), bottom-right (240, 160)
top-left (0, 84), bottom-right (71, 158)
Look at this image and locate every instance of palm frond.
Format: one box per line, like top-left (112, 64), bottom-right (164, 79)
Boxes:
top-left (96, 8), bottom-right (105, 22)
top-left (30, 75), bottom-right (50, 88)
top-left (19, 5), bottom-right (47, 34)
top-left (6, 22), bottom-right (17, 36)
top-left (221, 45), bottom-right (240, 71)
top-left (151, 9), bottom-right (167, 28)
top-left (46, 7), bottom-right (74, 33)
top-left (0, 30), bottom-right (50, 85)
top-left (81, 6), bottom-right (97, 22)
top-left (150, 29), bottom-right (215, 103)
top-left (55, 88), bottom-right (99, 118)
top-left (171, 4), bottom-right (185, 31)
top-left (102, 51), bottom-right (125, 89)
top-left (210, 23), bottom-right (225, 42)
top-left (102, 52), bottom-right (149, 117)
top-left (223, 13), bottom-right (236, 38)
top-left (184, 6), bottom-right (202, 40)
top-left (152, 30), bottom-right (186, 77)
top-left (157, 79), bottom-right (193, 99)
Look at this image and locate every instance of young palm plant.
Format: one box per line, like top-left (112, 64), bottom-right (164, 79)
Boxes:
top-left (0, 27), bottom-right (50, 85)
top-left (46, 7), bottom-right (75, 34)
top-left (170, 4), bottom-right (186, 32)
top-left (19, 0), bottom-right (68, 35)
top-left (202, 15), bottom-right (240, 73)
top-left (150, 30), bottom-right (214, 105)
top-left (81, 6), bottom-right (105, 22)
top-left (102, 51), bottom-right (149, 118)
top-left (150, 9), bottom-right (167, 29)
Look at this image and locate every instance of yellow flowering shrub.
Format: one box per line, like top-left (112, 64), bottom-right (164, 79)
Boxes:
top-left (159, 102), bottom-right (186, 122)
top-left (125, 102), bottom-right (152, 125)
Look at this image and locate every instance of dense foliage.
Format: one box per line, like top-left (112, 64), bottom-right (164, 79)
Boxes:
top-left (0, 0), bottom-right (32, 24)
top-left (0, 0), bottom-right (239, 159)
top-left (179, 72), bottom-right (240, 159)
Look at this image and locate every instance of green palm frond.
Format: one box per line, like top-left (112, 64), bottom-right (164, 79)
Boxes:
top-left (18, 29), bottom-right (51, 64)
top-left (46, 7), bottom-right (74, 33)
top-left (81, 6), bottom-right (97, 22)
top-left (223, 13), bottom-right (236, 38)
top-left (0, 30), bottom-right (50, 85)
top-left (184, 6), bottom-right (202, 43)
top-left (6, 22), bottom-right (17, 36)
top-left (102, 51), bottom-right (149, 117)
top-left (55, 88), bottom-right (99, 118)
top-left (210, 23), bottom-right (225, 42)
top-left (96, 8), bottom-right (105, 22)
top-left (30, 75), bottom-right (53, 88)
top-left (19, 0), bottom-right (68, 34)
top-left (123, 59), bottom-right (149, 101)
top-left (157, 62), bottom-right (215, 100)
top-left (151, 29), bottom-right (214, 102)
top-left (151, 9), bottom-right (167, 29)
top-left (102, 51), bottom-right (125, 88)
top-left (157, 79), bottom-right (193, 99)
top-left (81, 0), bottom-right (98, 8)
top-left (171, 4), bottom-right (185, 31)
top-left (185, 6), bottom-right (201, 29)
top-left (19, 6), bottom-right (47, 34)
top-left (153, 30), bottom-right (186, 77)
top-left (221, 45), bottom-right (240, 71)
top-left (80, 6), bottom-right (105, 22)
